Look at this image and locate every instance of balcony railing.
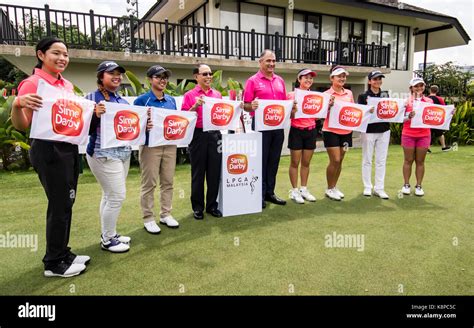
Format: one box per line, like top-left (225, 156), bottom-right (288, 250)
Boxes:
top-left (0, 4), bottom-right (390, 67)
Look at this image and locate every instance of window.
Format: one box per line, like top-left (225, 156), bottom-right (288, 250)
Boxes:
top-left (372, 22), bottom-right (410, 70)
top-left (321, 15), bottom-right (337, 40)
top-left (180, 2), bottom-right (208, 26)
top-left (219, 1), bottom-right (286, 35)
top-left (382, 24), bottom-right (397, 69)
top-left (293, 13), bottom-right (305, 37)
top-left (397, 26), bottom-right (409, 71)
top-left (307, 15), bottom-right (320, 39)
top-left (220, 0), bottom-right (238, 30)
top-left (371, 22), bottom-right (381, 45)
top-left (268, 7), bottom-right (284, 35)
top-left (178, 2), bottom-right (209, 51)
top-left (240, 3), bottom-right (265, 33)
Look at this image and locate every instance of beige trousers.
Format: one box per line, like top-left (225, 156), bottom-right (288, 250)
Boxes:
top-left (139, 145), bottom-right (177, 221)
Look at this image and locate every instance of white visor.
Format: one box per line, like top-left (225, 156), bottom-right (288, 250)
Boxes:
top-left (330, 67), bottom-right (349, 77)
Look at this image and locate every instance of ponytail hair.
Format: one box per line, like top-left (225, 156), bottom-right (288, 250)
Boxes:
top-left (33, 37), bottom-right (68, 74)
top-left (96, 71), bottom-right (110, 101)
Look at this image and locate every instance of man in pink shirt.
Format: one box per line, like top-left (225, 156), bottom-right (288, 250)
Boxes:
top-left (182, 64), bottom-right (223, 219)
top-left (243, 49), bottom-right (287, 208)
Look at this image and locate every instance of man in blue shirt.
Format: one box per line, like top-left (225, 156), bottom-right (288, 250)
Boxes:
top-left (134, 65), bottom-right (179, 234)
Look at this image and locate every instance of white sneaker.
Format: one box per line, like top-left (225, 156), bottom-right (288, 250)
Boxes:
top-left (325, 188), bottom-right (341, 201)
top-left (363, 187), bottom-right (372, 197)
top-left (44, 263), bottom-right (86, 278)
top-left (415, 185), bottom-right (425, 197)
top-left (401, 184), bottom-right (411, 195)
top-left (334, 187), bottom-right (344, 198)
top-left (289, 189), bottom-right (305, 204)
top-left (72, 255), bottom-right (90, 265)
top-left (144, 220), bottom-right (161, 234)
top-left (115, 234), bottom-right (131, 244)
top-left (299, 187), bottom-right (316, 202)
top-left (160, 215), bottom-right (180, 229)
top-left (374, 190), bottom-right (389, 199)
top-left (101, 236), bottom-right (130, 253)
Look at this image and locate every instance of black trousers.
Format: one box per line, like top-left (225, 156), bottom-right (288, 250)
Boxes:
top-left (262, 129), bottom-right (284, 199)
top-left (188, 128), bottom-right (222, 212)
top-left (252, 118), bottom-right (284, 199)
top-left (29, 139), bottom-right (79, 270)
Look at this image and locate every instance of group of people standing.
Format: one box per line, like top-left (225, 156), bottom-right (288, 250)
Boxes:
top-left (11, 37), bottom-right (446, 278)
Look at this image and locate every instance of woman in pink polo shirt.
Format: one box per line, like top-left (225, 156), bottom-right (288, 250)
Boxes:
top-left (401, 77), bottom-right (433, 197)
top-left (287, 68), bottom-right (318, 204)
top-left (323, 65), bottom-right (354, 201)
top-left (11, 37), bottom-right (89, 278)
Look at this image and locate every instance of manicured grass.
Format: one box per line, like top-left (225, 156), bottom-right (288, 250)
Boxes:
top-left (0, 145), bottom-right (472, 295)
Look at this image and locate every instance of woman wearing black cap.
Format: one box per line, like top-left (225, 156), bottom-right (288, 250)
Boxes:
top-left (85, 61), bottom-right (134, 253)
top-left (11, 37), bottom-right (88, 277)
top-left (357, 71), bottom-right (390, 199)
top-left (287, 68), bottom-right (318, 204)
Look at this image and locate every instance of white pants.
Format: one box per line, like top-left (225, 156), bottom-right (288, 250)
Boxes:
top-left (86, 154), bottom-right (130, 240)
top-left (361, 130), bottom-right (390, 191)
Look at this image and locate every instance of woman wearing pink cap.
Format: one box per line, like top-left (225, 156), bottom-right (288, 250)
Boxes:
top-left (287, 68), bottom-right (318, 204)
top-left (401, 77), bottom-right (433, 196)
top-left (323, 65), bottom-right (354, 201)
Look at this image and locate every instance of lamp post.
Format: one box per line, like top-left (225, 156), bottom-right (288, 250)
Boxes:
top-left (126, 0), bottom-right (139, 19)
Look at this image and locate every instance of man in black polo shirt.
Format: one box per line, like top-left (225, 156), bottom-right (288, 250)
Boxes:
top-left (357, 71), bottom-right (390, 199)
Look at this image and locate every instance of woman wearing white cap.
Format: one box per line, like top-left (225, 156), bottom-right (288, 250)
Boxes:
top-left (323, 65), bottom-right (354, 201)
top-left (400, 77), bottom-right (433, 196)
top-left (287, 68), bottom-right (318, 204)
top-left (357, 71), bottom-right (390, 199)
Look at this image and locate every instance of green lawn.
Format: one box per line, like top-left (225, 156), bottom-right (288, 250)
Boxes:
top-left (0, 145), bottom-right (472, 295)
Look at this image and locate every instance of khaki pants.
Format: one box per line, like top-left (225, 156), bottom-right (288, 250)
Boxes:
top-left (139, 145), bottom-right (177, 221)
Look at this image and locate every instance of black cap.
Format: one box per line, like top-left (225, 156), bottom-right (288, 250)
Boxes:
top-left (146, 65), bottom-right (171, 78)
top-left (368, 70), bottom-right (385, 80)
top-left (96, 61), bottom-right (126, 73)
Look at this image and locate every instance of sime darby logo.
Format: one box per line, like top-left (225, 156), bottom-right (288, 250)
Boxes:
top-left (377, 100), bottom-right (399, 119)
top-left (339, 106), bottom-right (363, 127)
top-left (211, 103), bottom-right (234, 126)
top-left (422, 106), bottom-right (445, 125)
top-left (51, 99), bottom-right (84, 136)
top-left (163, 115), bottom-right (189, 140)
top-left (114, 110), bottom-right (140, 140)
top-left (263, 104), bottom-right (285, 126)
top-left (302, 94), bottom-right (324, 115)
top-left (227, 154), bottom-right (248, 174)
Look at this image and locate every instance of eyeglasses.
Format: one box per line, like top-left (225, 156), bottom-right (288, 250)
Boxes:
top-left (153, 75), bottom-right (169, 80)
top-left (199, 72), bottom-right (213, 77)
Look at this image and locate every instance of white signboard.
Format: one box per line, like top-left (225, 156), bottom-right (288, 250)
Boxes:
top-left (30, 80), bottom-right (95, 145)
top-left (202, 96), bottom-right (243, 131)
top-left (328, 100), bottom-right (373, 133)
top-left (100, 102), bottom-right (148, 149)
top-left (410, 101), bottom-right (455, 130)
top-left (254, 99), bottom-right (293, 131)
top-left (219, 132), bottom-right (262, 217)
top-left (148, 108), bottom-right (197, 147)
top-left (294, 89), bottom-right (330, 119)
top-left (367, 97), bottom-right (406, 123)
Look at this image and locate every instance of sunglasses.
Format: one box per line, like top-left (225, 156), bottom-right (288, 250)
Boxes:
top-left (199, 72), bottom-right (213, 77)
top-left (153, 75), bottom-right (169, 80)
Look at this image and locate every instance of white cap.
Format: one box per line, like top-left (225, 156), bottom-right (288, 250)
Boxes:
top-left (330, 67), bottom-right (349, 77)
top-left (409, 77), bottom-right (425, 86)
